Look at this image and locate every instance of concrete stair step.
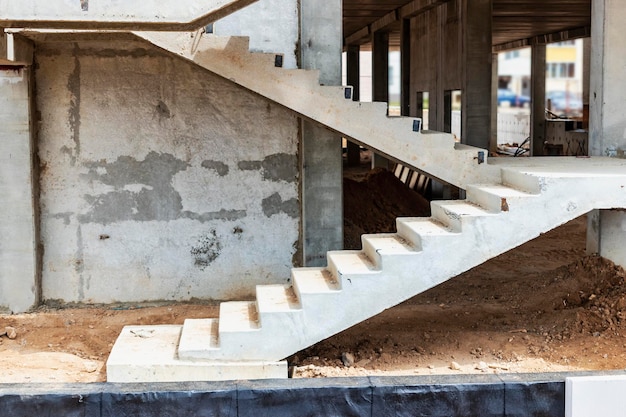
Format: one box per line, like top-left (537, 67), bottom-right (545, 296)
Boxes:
top-left (218, 301), bottom-right (260, 334)
top-left (430, 200), bottom-right (494, 232)
top-left (255, 284), bottom-right (303, 334)
top-left (395, 217), bottom-right (458, 251)
top-left (256, 284), bottom-right (301, 314)
top-left (501, 167), bottom-right (544, 194)
top-left (107, 325), bottom-right (286, 382)
top-left (327, 250), bottom-right (379, 280)
top-left (177, 318), bottom-right (219, 361)
top-left (361, 233), bottom-right (418, 268)
top-left (197, 34), bottom-right (251, 55)
top-left (465, 183), bottom-right (537, 213)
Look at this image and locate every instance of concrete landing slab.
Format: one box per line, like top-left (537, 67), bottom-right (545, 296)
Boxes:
top-left (106, 325), bottom-right (287, 382)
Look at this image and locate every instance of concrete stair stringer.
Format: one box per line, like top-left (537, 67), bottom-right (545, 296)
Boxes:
top-left (133, 31), bottom-right (500, 189)
top-left (106, 162), bottom-right (626, 377)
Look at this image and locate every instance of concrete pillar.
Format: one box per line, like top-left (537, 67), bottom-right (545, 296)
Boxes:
top-left (587, 0), bottom-right (626, 267)
top-left (0, 67), bottom-right (39, 313)
top-left (582, 37), bottom-right (591, 129)
top-left (400, 19), bottom-right (411, 117)
top-left (371, 30), bottom-right (390, 169)
top-left (461, 0), bottom-right (492, 149)
top-left (490, 53), bottom-right (498, 152)
top-left (531, 43), bottom-right (547, 156)
top-left (345, 44), bottom-right (361, 167)
top-left (300, 0), bottom-right (343, 266)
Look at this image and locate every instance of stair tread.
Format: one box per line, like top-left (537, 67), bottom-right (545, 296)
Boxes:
top-left (470, 183), bottom-right (533, 198)
top-left (219, 301), bottom-right (260, 332)
top-left (256, 285), bottom-right (301, 313)
top-left (178, 318), bottom-right (219, 356)
top-left (432, 200), bottom-right (492, 216)
top-left (328, 251), bottom-right (378, 275)
top-left (397, 217), bottom-right (456, 235)
top-left (362, 234), bottom-right (415, 254)
top-left (292, 268), bottom-right (340, 293)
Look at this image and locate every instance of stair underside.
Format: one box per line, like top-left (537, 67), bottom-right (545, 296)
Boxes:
top-left (0, 0), bottom-right (259, 30)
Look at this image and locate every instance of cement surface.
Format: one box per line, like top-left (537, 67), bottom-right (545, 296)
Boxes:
top-left (34, 40), bottom-right (299, 304)
top-left (107, 325), bottom-right (287, 382)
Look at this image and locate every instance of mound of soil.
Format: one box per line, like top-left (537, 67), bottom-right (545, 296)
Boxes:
top-left (343, 168), bottom-right (430, 249)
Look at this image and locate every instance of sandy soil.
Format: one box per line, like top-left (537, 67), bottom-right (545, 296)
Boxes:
top-left (1, 161), bottom-right (625, 383)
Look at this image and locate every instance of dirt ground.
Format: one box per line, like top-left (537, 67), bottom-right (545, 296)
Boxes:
top-left (2, 158), bottom-right (626, 383)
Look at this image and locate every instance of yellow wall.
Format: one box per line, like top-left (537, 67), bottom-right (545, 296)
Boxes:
top-left (546, 47), bottom-right (576, 63)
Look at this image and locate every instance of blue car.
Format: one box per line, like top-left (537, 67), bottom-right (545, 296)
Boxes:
top-left (497, 88), bottom-right (530, 107)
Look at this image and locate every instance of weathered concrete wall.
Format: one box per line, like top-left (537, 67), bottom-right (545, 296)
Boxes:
top-left (215, 0), bottom-right (299, 69)
top-left (0, 67), bottom-right (38, 313)
top-left (35, 40), bottom-right (299, 304)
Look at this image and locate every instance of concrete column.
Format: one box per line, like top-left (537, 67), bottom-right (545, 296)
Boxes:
top-left (400, 19), bottom-right (411, 117)
top-left (371, 30), bottom-right (390, 169)
top-left (300, 0), bottom-right (343, 266)
top-left (587, 0), bottom-right (626, 267)
top-left (345, 44), bottom-right (361, 167)
top-left (490, 53), bottom-right (498, 152)
top-left (461, 0), bottom-right (492, 149)
top-left (531, 43), bottom-right (547, 156)
top-left (0, 67), bottom-right (39, 313)
top-left (582, 37), bottom-right (591, 129)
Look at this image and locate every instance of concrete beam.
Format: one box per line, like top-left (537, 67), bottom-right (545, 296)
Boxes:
top-left (0, 32), bottom-right (33, 66)
top-left (344, 0), bottom-right (448, 46)
top-left (0, 0), bottom-right (257, 31)
top-left (492, 26), bottom-right (591, 53)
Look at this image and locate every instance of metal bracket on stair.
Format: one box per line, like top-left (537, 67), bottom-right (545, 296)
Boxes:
top-left (412, 118), bottom-right (422, 133)
top-left (476, 151), bottom-right (485, 164)
top-left (344, 86), bottom-right (353, 100)
top-left (274, 54), bottom-right (283, 68)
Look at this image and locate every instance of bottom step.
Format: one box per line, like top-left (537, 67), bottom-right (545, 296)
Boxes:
top-left (106, 325), bottom-right (287, 382)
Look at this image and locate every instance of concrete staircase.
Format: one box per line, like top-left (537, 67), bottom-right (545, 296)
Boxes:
top-left (107, 156), bottom-right (626, 381)
top-left (133, 31), bottom-right (500, 189)
top-left (107, 31), bottom-right (626, 383)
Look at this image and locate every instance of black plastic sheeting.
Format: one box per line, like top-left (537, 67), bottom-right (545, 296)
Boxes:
top-left (0, 371), bottom-right (617, 417)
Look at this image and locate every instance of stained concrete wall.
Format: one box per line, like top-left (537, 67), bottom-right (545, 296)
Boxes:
top-left (0, 68), bottom-right (38, 313)
top-left (35, 40), bottom-right (299, 304)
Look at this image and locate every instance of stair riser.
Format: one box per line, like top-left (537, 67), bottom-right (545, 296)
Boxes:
top-left (465, 186), bottom-right (531, 214)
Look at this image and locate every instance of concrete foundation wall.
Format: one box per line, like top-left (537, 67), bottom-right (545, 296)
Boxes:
top-left (35, 41), bottom-right (299, 304)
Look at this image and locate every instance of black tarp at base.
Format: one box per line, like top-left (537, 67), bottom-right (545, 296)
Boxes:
top-left (1, 371), bottom-right (623, 417)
